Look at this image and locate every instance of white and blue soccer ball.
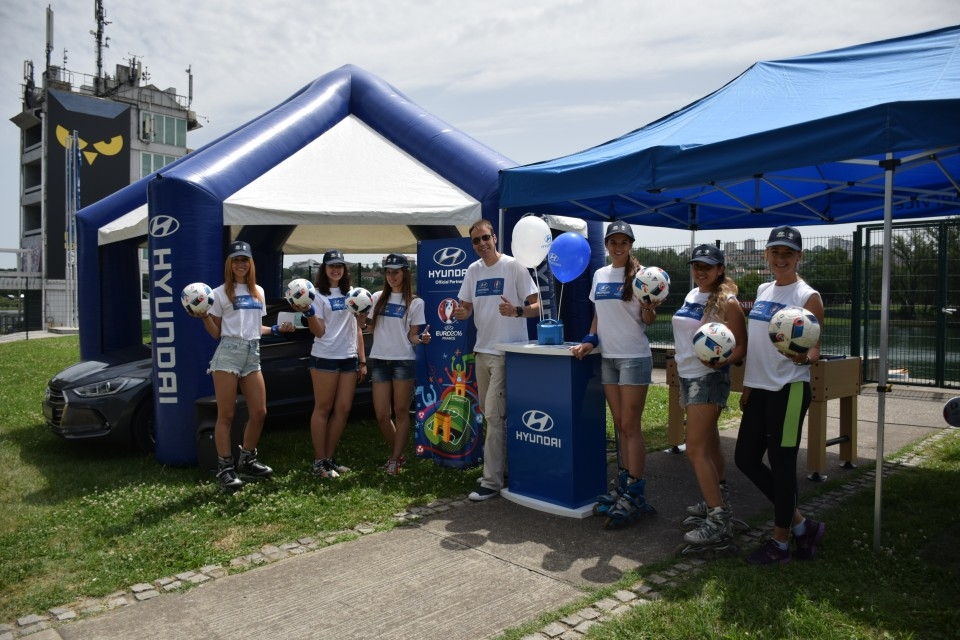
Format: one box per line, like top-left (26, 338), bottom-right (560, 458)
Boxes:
top-left (632, 266), bottom-right (670, 304)
top-left (345, 287), bottom-right (373, 315)
top-left (692, 322), bottom-right (736, 366)
top-left (181, 282), bottom-right (215, 315)
top-left (285, 278), bottom-right (316, 310)
top-left (768, 306), bottom-right (821, 356)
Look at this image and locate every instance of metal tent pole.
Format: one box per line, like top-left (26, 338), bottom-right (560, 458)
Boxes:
top-left (873, 153), bottom-right (897, 552)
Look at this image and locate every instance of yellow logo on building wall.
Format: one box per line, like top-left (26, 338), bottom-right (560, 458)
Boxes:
top-left (56, 125), bottom-right (124, 165)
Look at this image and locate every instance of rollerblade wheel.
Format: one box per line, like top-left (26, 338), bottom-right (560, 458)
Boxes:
top-left (731, 518), bottom-right (752, 534)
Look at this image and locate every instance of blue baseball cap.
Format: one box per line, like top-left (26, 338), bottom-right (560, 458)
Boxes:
top-left (766, 226), bottom-right (803, 251)
top-left (227, 241), bottom-right (252, 259)
top-left (604, 221), bottom-right (635, 241)
top-left (383, 253), bottom-right (410, 269)
top-left (688, 244), bottom-right (725, 265)
top-left (322, 249), bottom-right (346, 265)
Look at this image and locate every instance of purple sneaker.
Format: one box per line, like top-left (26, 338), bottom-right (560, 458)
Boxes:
top-left (794, 519), bottom-right (825, 560)
top-left (746, 539), bottom-right (792, 565)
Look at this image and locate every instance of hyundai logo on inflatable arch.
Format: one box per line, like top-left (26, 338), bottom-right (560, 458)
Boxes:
top-left (146, 174), bottom-right (224, 466)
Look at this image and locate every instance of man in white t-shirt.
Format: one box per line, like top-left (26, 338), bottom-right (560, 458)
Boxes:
top-left (455, 220), bottom-right (540, 501)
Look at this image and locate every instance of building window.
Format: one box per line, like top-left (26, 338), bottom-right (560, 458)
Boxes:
top-left (141, 153), bottom-right (178, 178)
top-left (140, 111), bottom-right (187, 147)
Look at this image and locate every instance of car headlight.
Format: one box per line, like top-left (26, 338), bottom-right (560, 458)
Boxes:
top-left (72, 377), bottom-right (147, 398)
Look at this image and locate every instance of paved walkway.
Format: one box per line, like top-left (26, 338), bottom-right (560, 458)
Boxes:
top-left (0, 329), bottom-right (74, 344)
top-left (2, 366), bottom-right (953, 639)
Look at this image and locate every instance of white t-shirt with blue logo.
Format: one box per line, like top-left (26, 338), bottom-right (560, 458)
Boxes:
top-left (310, 287), bottom-right (358, 359)
top-left (744, 279), bottom-right (820, 391)
top-left (209, 283), bottom-right (265, 342)
top-left (369, 291), bottom-right (426, 361)
top-left (457, 254), bottom-right (537, 355)
top-left (589, 265), bottom-right (651, 359)
top-left (672, 288), bottom-right (740, 378)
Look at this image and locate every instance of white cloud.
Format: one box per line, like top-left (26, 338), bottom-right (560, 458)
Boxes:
top-left (1, 0), bottom-right (956, 266)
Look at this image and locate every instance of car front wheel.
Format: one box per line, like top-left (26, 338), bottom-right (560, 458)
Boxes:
top-left (131, 399), bottom-right (156, 453)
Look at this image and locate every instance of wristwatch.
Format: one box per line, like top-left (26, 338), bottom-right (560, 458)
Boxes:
top-left (515, 306), bottom-right (523, 317)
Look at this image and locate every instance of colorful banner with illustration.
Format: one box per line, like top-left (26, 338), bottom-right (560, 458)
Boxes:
top-left (414, 238), bottom-right (484, 469)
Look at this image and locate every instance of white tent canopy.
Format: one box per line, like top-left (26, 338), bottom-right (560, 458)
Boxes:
top-left (98, 116), bottom-right (483, 253)
top-left (97, 204), bottom-right (148, 245)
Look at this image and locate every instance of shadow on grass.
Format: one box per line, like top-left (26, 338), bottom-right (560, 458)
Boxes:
top-left (10, 408), bottom-right (484, 535)
top-left (606, 460), bottom-right (960, 640)
top-left (10, 420), bottom-right (164, 505)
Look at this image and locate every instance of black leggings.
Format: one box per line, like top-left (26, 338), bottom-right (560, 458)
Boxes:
top-left (734, 382), bottom-right (811, 529)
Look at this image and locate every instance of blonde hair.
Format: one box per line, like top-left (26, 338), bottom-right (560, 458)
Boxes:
top-left (703, 267), bottom-right (738, 323)
top-left (223, 256), bottom-right (262, 304)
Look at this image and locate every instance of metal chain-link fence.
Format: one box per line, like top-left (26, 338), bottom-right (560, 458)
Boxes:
top-left (636, 221), bottom-right (960, 388)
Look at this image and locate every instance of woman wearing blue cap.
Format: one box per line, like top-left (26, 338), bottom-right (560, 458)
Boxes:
top-left (363, 253), bottom-right (431, 475)
top-left (194, 240), bottom-right (294, 493)
top-left (571, 221), bottom-right (658, 527)
top-left (672, 244), bottom-right (747, 553)
top-left (737, 226), bottom-right (826, 565)
top-left (301, 249), bottom-right (365, 478)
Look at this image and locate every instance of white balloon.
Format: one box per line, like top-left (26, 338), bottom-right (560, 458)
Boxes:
top-left (511, 216), bottom-right (553, 268)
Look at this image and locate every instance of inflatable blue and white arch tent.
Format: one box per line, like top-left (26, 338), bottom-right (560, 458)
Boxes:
top-left (77, 65), bottom-right (514, 465)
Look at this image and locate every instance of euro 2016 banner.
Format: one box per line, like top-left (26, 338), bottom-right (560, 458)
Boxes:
top-left (415, 238), bottom-right (483, 469)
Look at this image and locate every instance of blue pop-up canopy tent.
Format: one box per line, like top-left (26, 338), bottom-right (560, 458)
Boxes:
top-left (500, 25), bottom-right (960, 228)
top-left (500, 25), bottom-right (960, 549)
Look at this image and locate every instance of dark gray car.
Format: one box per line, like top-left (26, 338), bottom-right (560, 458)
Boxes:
top-left (42, 301), bottom-right (371, 454)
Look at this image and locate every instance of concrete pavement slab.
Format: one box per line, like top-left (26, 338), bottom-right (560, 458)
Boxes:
top-left (56, 526), bottom-right (583, 640)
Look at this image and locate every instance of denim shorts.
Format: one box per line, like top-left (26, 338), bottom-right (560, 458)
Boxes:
top-left (601, 356), bottom-right (653, 386)
top-left (679, 370), bottom-right (731, 408)
top-left (208, 336), bottom-right (261, 377)
top-left (369, 358), bottom-right (416, 382)
top-left (309, 356), bottom-right (359, 373)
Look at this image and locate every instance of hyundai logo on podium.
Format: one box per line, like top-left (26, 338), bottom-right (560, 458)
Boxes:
top-left (518, 409), bottom-right (561, 448)
top-left (522, 410), bottom-right (554, 432)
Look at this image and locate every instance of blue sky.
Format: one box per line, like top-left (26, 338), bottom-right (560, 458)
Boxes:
top-left (1, 0), bottom-right (956, 268)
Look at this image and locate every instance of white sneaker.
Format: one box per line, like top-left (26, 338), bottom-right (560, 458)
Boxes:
top-left (468, 487), bottom-right (499, 502)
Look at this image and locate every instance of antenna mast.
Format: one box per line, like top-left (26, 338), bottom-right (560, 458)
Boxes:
top-left (91, 0), bottom-right (111, 95)
top-left (45, 5), bottom-right (53, 70)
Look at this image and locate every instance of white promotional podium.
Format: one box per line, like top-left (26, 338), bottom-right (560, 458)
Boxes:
top-left (496, 341), bottom-right (606, 518)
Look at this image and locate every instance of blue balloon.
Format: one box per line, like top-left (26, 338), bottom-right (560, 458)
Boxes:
top-left (547, 232), bottom-right (591, 283)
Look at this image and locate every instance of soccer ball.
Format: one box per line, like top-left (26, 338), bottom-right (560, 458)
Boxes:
top-left (345, 287), bottom-right (373, 315)
top-left (692, 322), bottom-right (736, 366)
top-left (285, 278), bottom-right (316, 310)
top-left (768, 306), bottom-right (821, 356)
top-left (632, 266), bottom-right (670, 304)
top-left (181, 282), bottom-right (215, 315)
top-left (943, 397), bottom-right (960, 427)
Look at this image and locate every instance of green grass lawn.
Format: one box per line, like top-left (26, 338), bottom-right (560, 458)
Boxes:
top-left (17, 336), bottom-right (957, 639)
top-left (0, 335), bottom-right (690, 623)
top-left (565, 430), bottom-right (960, 640)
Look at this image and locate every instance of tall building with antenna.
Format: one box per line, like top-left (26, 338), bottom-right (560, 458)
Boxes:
top-left (8, 1), bottom-right (201, 331)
